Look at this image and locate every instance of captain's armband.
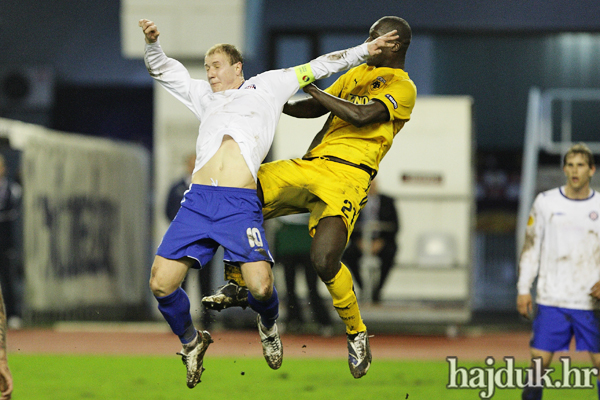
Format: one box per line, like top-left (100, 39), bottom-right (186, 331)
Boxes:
top-left (294, 63), bottom-right (315, 88)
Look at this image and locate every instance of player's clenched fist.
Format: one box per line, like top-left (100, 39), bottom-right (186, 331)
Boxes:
top-left (139, 19), bottom-right (160, 44)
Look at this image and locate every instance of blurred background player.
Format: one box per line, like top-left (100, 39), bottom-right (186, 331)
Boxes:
top-left (0, 284), bottom-right (12, 400)
top-left (342, 178), bottom-right (399, 304)
top-left (204, 16), bottom-right (416, 379)
top-left (140, 18), bottom-right (399, 387)
top-left (0, 155), bottom-right (22, 330)
top-left (165, 152), bottom-right (214, 330)
top-left (517, 143), bottom-right (600, 400)
top-left (274, 214), bottom-right (333, 335)
top-left (165, 153), bottom-right (196, 221)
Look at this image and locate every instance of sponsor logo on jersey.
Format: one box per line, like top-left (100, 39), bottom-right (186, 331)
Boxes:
top-left (385, 94), bottom-right (398, 109)
top-left (590, 211), bottom-right (598, 221)
top-left (348, 94), bottom-right (369, 104)
top-left (245, 84), bottom-right (257, 89)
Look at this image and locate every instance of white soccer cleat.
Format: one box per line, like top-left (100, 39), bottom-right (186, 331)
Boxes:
top-left (347, 330), bottom-right (372, 378)
top-left (257, 315), bottom-right (283, 370)
top-left (177, 330), bottom-right (214, 388)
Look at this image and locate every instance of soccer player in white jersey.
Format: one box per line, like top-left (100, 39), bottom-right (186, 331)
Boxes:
top-left (517, 143), bottom-right (600, 399)
top-left (138, 19), bottom-right (398, 388)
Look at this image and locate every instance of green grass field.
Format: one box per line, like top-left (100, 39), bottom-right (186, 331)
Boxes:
top-left (8, 355), bottom-right (599, 399)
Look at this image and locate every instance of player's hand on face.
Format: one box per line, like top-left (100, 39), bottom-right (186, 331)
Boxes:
top-left (139, 19), bottom-right (160, 43)
top-left (590, 281), bottom-right (600, 299)
top-left (366, 30), bottom-right (399, 56)
top-left (516, 294), bottom-right (533, 319)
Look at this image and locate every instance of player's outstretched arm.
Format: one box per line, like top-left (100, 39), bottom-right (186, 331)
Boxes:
top-left (282, 30), bottom-right (398, 120)
top-left (302, 83), bottom-right (389, 127)
top-left (283, 97), bottom-right (328, 119)
top-left (139, 19), bottom-right (160, 44)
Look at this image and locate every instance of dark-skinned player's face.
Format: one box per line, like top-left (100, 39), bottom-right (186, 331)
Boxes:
top-left (365, 20), bottom-right (395, 67)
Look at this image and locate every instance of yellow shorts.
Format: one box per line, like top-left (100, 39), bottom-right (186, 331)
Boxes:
top-left (258, 157), bottom-right (372, 241)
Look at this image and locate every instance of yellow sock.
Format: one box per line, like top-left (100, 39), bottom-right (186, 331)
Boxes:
top-left (224, 263), bottom-right (247, 287)
top-left (324, 263), bottom-right (366, 335)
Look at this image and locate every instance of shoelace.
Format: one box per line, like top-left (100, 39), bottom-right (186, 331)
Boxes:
top-left (351, 335), bottom-right (365, 358)
top-left (262, 335), bottom-right (281, 351)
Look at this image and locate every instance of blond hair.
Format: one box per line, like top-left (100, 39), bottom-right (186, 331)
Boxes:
top-left (563, 142), bottom-right (595, 168)
top-left (205, 44), bottom-right (243, 67)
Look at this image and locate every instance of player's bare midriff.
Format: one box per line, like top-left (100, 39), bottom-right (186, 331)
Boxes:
top-left (191, 135), bottom-right (257, 189)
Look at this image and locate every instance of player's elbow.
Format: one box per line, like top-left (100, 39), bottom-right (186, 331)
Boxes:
top-left (348, 111), bottom-right (375, 128)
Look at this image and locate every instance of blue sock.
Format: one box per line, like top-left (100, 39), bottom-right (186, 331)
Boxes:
top-left (522, 371), bottom-right (543, 400)
top-left (248, 286), bottom-right (279, 329)
top-left (156, 287), bottom-right (197, 344)
top-left (522, 386), bottom-right (542, 400)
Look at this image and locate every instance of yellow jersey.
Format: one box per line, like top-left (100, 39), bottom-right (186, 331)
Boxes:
top-left (304, 64), bottom-right (417, 171)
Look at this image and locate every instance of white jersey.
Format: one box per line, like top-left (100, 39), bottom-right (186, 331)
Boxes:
top-left (144, 41), bottom-right (370, 182)
top-left (517, 187), bottom-right (600, 310)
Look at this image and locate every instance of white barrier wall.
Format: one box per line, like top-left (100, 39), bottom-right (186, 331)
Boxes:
top-left (121, 0), bottom-right (246, 59)
top-left (0, 118), bottom-right (151, 314)
top-left (377, 96), bottom-right (474, 301)
top-left (273, 96), bottom-right (474, 323)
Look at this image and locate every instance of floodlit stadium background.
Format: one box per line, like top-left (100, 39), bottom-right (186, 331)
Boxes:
top-left (2, 1), bottom-right (600, 398)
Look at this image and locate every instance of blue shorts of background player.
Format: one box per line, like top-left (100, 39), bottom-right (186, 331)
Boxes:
top-left (530, 304), bottom-right (600, 353)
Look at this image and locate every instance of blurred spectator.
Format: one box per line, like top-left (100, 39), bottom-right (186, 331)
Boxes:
top-left (0, 154), bottom-right (22, 329)
top-left (165, 153), bottom-right (196, 221)
top-left (275, 214), bottom-right (333, 336)
top-left (342, 179), bottom-right (399, 304)
top-left (165, 153), bottom-right (213, 329)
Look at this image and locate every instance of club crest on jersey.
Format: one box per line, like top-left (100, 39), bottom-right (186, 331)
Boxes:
top-left (370, 76), bottom-right (386, 90)
top-left (590, 211), bottom-right (598, 221)
top-left (245, 84), bottom-right (257, 89)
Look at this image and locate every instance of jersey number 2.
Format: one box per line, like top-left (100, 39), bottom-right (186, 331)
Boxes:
top-left (341, 200), bottom-right (359, 225)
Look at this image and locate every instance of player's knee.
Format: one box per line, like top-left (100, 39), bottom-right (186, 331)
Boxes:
top-left (149, 275), bottom-right (163, 296)
top-left (149, 274), bottom-right (175, 297)
top-left (310, 251), bottom-right (338, 282)
top-left (248, 281), bottom-right (273, 301)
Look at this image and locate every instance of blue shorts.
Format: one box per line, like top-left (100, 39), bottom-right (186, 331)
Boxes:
top-left (157, 184), bottom-right (274, 268)
top-left (530, 304), bottom-right (600, 353)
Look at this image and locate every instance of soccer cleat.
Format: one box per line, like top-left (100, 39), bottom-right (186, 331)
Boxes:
top-left (177, 330), bottom-right (214, 388)
top-left (257, 315), bottom-right (283, 370)
top-left (202, 281), bottom-right (249, 311)
top-left (347, 330), bottom-right (372, 379)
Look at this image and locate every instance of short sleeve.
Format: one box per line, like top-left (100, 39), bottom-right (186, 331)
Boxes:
top-left (324, 73), bottom-right (348, 98)
top-left (371, 79), bottom-right (416, 121)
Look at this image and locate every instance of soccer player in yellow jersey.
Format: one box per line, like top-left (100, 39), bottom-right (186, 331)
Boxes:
top-left (203, 16), bottom-right (416, 379)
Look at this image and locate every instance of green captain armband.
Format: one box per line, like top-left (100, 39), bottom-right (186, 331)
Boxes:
top-left (294, 63), bottom-right (315, 88)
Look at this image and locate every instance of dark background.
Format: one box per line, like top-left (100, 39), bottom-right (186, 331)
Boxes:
top-left (2, 0), bottom-right (600, 314)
